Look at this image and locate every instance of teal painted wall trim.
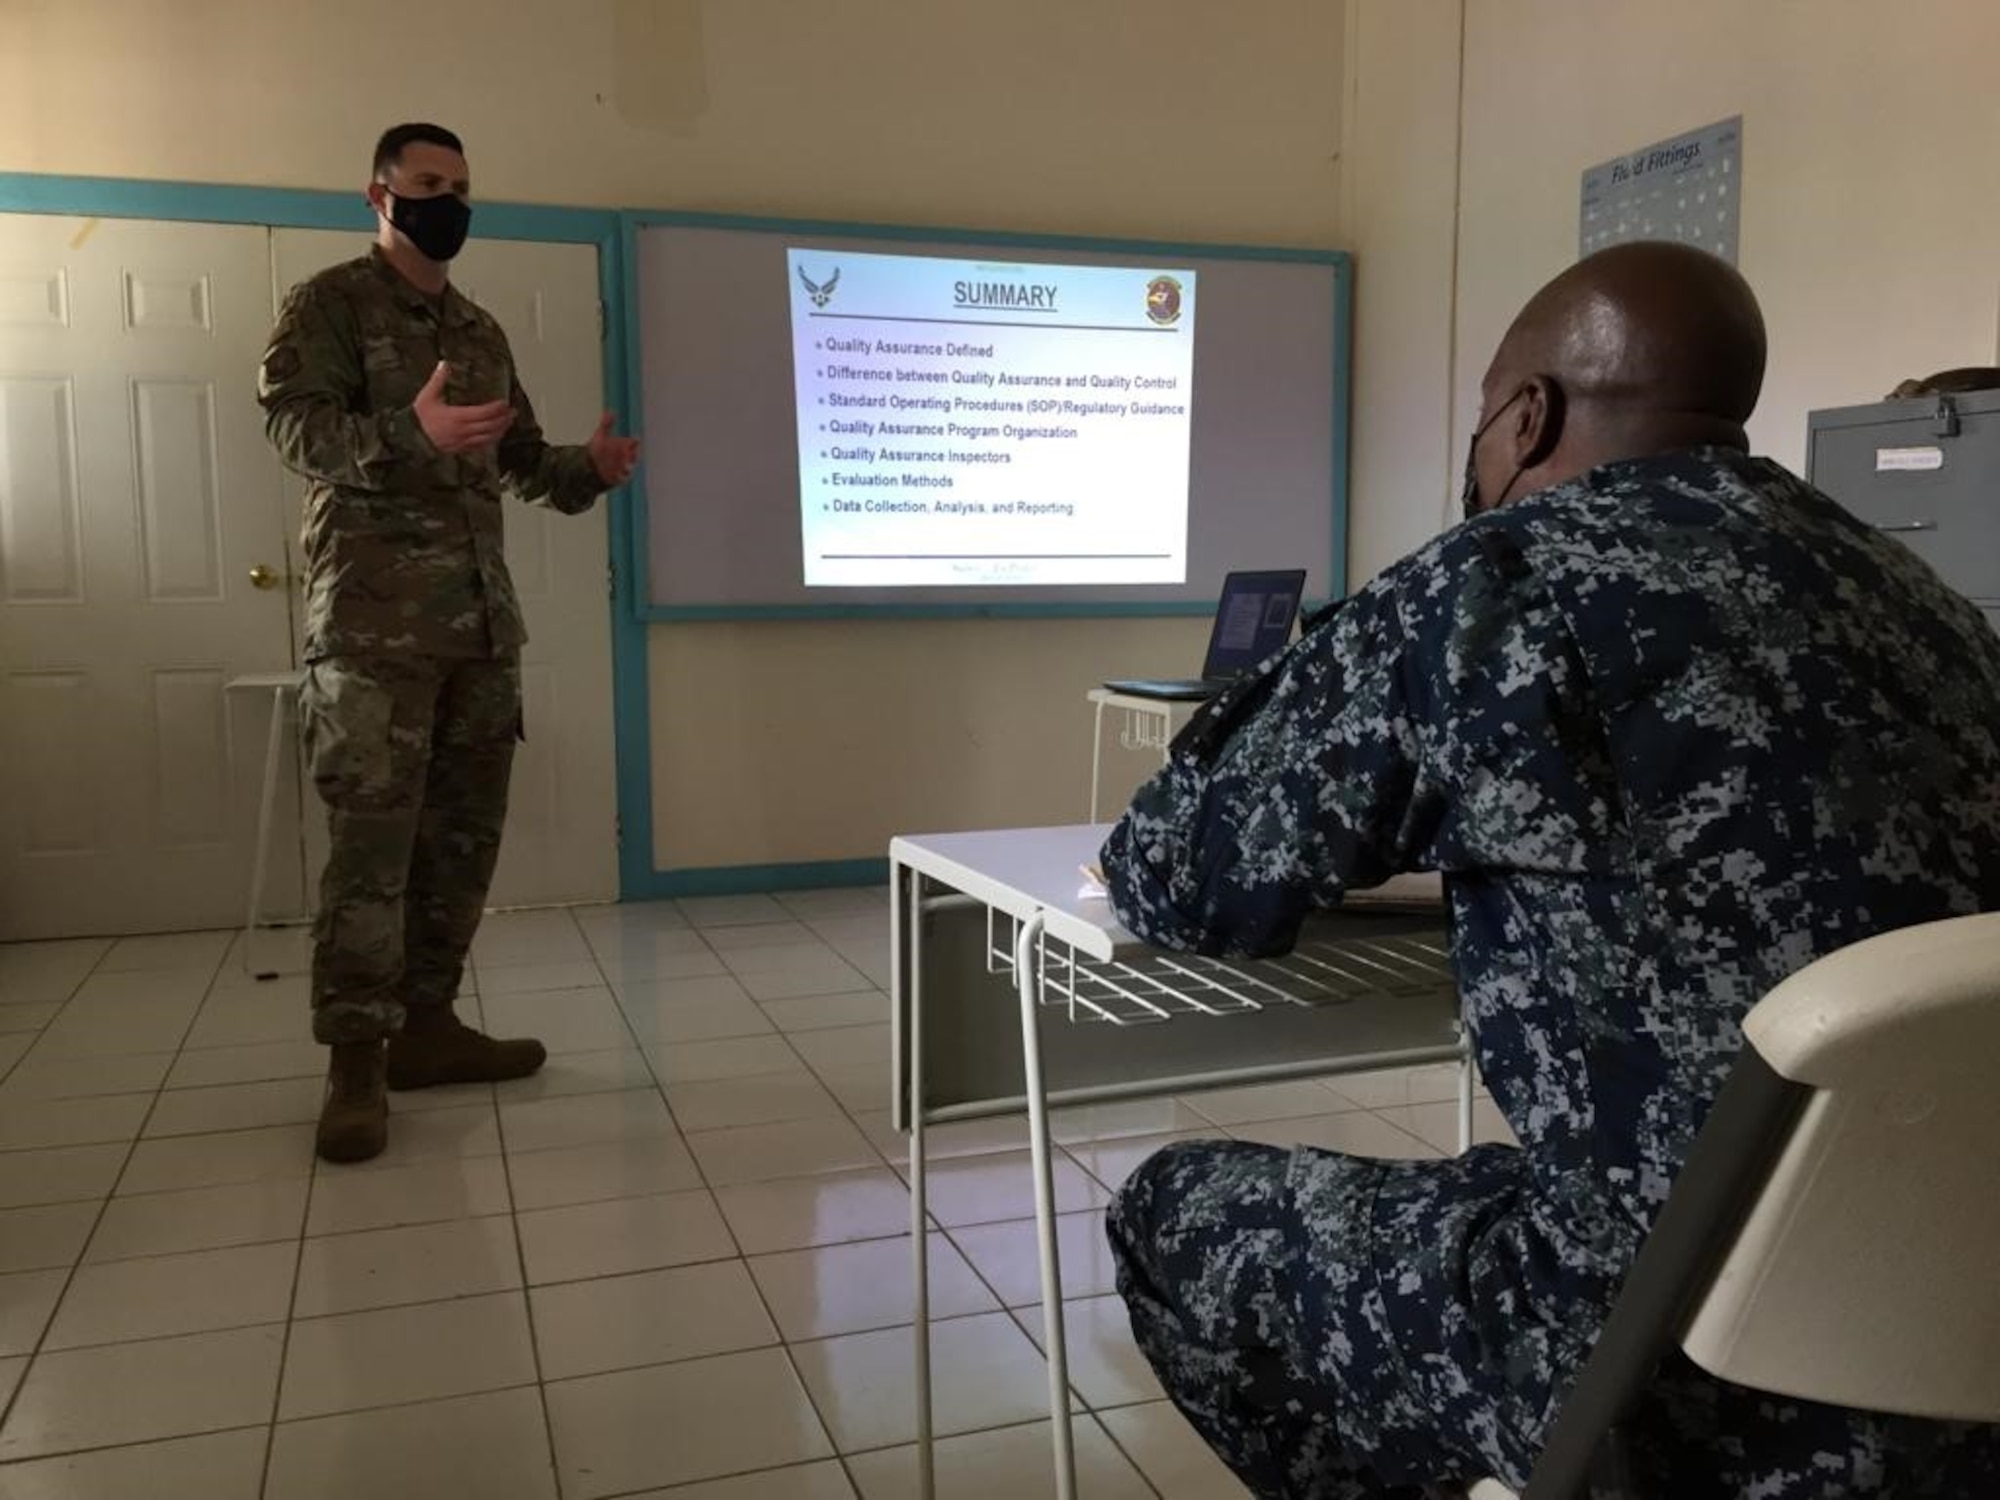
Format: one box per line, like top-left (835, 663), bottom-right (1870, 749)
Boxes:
top-left (623, 205), bottom-right (1347, 265)
top-left (609, 216), bottom-right (659, 900)
top-left (1330, 253), bottom-right (1355, 601)
top-left (650, 599), bottom-right (1223, 623)
top-left (0, 172), bottom-right (616, 242)
top-left (624, 857), bottom-right (891, 900)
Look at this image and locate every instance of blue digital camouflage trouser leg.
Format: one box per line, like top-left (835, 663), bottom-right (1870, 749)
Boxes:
top-left (300, 654), bottom-right (520, 1045)
top-left (1111, 1141), bottom-right (2000, 1499)
top-left (1108, 1139), bottom-right (1471, 1500)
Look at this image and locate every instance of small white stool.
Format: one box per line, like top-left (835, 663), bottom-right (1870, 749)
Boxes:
top-left (1084, 687), bottom-right (1195, 821)
top-left (225, 671), bottom-right (306, 979)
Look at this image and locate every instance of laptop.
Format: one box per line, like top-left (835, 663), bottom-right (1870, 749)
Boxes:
top-left (1104, 569), bottom-right (1308, 701)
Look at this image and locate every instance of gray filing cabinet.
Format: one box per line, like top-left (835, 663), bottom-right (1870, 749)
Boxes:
top-left (1807, 390), bottom-right (2000, 633)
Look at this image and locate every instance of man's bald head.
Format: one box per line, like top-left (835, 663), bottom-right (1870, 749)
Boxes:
top-left (1466, 241), bottom-right (1768, 515)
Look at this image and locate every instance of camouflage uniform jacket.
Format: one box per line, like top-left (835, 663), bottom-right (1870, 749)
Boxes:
top-left (258, 248), bottom-right (602, 661)
top-left (1102, 448), bottom-right (2000, 1486)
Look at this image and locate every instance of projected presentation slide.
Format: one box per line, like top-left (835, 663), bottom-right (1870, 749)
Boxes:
top-left (786, 247), bottom-right (1197, 587)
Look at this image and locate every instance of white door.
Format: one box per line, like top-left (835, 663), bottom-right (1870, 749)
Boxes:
top-left (270, 231), bottom-right (618, 909)
top-left (0, 214), bottom-right (304, 939)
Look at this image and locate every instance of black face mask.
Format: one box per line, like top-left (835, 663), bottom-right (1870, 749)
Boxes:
top-left (387, 190), bottom-right (472, 263)
top-left (1459, 387), bottom-right (1527, 522)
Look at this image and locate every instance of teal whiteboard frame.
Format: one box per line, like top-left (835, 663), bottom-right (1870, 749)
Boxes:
top-left (621, 208), bottom-right (1352, 622)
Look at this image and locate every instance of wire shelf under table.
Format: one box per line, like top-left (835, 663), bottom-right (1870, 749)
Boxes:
top-left (987, 912), bottom-right (1455, 1027)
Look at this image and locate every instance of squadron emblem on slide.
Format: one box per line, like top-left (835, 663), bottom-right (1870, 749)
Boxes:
top-left (1145, 275), bottom-right (1183, 326)
top-left (798, 265), bottom-right (841, 309)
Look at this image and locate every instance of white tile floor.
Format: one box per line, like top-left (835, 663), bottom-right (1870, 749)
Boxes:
top-left (0, 890), bottom-right (1514, 1499)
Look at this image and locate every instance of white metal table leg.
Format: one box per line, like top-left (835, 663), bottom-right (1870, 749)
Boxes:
top-left (903, 866), bottom-right (936, 1500)
top-left (241, 683), bottom-right (288, 979)
top-left (1013, 913), bottom-right (1077, 1500)
top-left (1089, 698), bottom-right (1107, 824)
top-left (1457, 1041), bottom-right (1476, 1153)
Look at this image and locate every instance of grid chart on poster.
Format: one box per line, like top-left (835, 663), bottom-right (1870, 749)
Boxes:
top-left (1580, 116), bottom-right (1742, 264)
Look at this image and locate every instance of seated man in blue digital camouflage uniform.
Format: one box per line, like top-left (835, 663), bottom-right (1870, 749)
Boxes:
top-left (1098, 241), bottom-right (2000, 1499)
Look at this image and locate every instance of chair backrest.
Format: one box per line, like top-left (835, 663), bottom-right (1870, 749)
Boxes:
top-left (1522, 912), bottom-right (2000, 1499)
top-left (1680, 911), bottom-right (2000, 1422)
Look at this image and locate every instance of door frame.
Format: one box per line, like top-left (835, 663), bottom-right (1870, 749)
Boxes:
top-left (0, 172), bottom-right (658, 902)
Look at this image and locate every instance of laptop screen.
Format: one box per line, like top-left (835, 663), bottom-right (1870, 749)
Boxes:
top-left (1200, 569), bottom-right (1307, 678)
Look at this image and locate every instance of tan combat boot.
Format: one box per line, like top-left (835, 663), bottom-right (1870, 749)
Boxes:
top-left (316, 1041), bottom-right (388, 1163)
top-left (386, 1006), bottom-right (547, 1089)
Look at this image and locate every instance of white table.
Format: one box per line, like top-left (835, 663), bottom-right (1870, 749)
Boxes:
top-left (888, 824), bottom-right (1468, 1499)
top-left (224, 671), bottom-right (306, 979)
top-left (1084, 688), bottom-right (1196, 822)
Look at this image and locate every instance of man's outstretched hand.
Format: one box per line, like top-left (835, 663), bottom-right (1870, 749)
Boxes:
top-left (412, 362), bottom-right (515, 453)
top-left (588, 412), bottom-right (641, 487)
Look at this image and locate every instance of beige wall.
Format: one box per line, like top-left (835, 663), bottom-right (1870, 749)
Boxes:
top-left (1, 0), bottom-right (1342, 241)
top-left (650, 616), bottom-right (1210, 865)
top-left (2, 0), bottom-right (1346, 873)
top-left (1343, 0), bottom-right (2000, 588)
top-left (1339, 0), bottom-right (1465, 585)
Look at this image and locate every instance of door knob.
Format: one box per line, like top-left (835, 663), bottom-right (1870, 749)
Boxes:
top-left (248, 565), bottom-right (283, 590)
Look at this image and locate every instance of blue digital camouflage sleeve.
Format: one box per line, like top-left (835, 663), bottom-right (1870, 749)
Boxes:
top-left (1100, 526), bottom-right (1613, 960)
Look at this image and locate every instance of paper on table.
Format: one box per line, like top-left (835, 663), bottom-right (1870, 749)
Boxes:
top-left (1343, 871), bottom-right (1446, 911)
top-left (1073, 864), bottom-right (1439, 908)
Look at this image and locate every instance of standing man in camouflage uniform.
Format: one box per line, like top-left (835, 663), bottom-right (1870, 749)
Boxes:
top-left (1100, 243), bottom-right (2000, 1496)
top-left (259, 124), bottom-right (639, 1164)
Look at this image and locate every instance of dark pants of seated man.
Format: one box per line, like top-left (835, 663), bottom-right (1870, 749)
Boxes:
top-left (1107, 1139), bottom-right (2000, 1500)
top-left (1106, 1139), bottom-right (1477, 1500)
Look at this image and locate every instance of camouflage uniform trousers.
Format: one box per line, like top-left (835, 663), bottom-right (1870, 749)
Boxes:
top-left (299, 654), bottom-right (519, 1045)
top-left (1108, 1139), bottom-right (1477, 1500)
top-left (1110, 1142), bottom-right (2000, 1500)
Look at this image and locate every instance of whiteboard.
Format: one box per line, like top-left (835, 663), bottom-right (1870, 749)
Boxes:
top-left (633, 219), bottom-right (1348, 613)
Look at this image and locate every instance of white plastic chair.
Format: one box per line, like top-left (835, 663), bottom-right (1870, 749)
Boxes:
top-left (1489, 912), bottom-right (2000, 1498)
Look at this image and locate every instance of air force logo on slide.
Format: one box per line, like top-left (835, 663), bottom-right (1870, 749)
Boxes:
top-left (1145, 275), bottom-right (1183, 326)
top-left (798, 265), bottom-right (841, 309)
